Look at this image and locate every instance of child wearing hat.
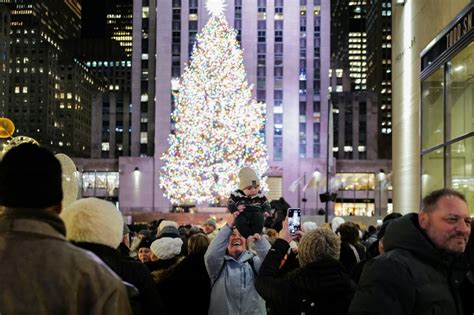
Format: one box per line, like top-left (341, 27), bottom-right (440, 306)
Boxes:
top-left (227, 167), bottom-right (272, 238)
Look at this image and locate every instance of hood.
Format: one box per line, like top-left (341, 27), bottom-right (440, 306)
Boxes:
top-left (383, 213), bottom-right (463, 270)
top-left (290, 258), bottom-right (354, 295)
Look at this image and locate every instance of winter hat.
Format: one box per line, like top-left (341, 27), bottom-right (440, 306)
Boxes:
top-left (157, 225), bottom-right (180, 239)
top-left (204, 218), bottom-right (217, 229)
top-left (238, 167), bottom-right (260, 190)
top-left (150, 237), bottom-right (183, 260)
top-left (331, 217), bottom-right (346, 233)
top-left (302, 221), bottom-right (318, 232)
top-left (157, 220), bottom-right (179, 235)
top-left (61, 197), bottom-right (123, 249)
top-left (138, 238), bottom-right (152, 249)
top-left (0, 143), bottom-right (63, 208)
top-left (298, 228), bottom-right (341, 266)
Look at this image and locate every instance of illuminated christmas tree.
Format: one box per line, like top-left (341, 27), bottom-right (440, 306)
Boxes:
top-left (160, 0), bottom-right (269, 205)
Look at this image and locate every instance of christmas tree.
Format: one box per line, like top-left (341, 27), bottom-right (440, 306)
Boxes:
top-left (160, 0), bottom-right (269, 205)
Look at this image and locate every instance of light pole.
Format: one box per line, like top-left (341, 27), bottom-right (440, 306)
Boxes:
top-left (376, 169), bottom-right (386, 217)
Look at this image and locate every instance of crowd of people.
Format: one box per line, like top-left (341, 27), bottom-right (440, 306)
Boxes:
top-left (0, 143), bottom-right (473, 315)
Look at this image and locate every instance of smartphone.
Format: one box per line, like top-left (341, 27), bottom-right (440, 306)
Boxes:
top-left (287, 208), bottom-right (301, 236)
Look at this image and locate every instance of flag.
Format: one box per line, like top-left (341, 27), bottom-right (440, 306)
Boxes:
top-left (303, 171), bottom-right (323, 192)
top-left (288, 174), bottom-right (305, 192)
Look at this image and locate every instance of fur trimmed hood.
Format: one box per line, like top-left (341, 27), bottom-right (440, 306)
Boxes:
top-left (61, 197), bottom-right (123, 249)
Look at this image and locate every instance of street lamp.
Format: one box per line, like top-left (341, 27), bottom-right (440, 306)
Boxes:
top-left (376, 169), bottom-right (386, 217)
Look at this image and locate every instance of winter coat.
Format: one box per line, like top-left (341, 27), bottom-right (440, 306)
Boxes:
top-left (0, 208), bottom-right (131, 315)
top-left (150, 256), bottom-right (184, 315)
top-left (162, 252), bottom-right (212, 315)
top-left (228, 189), bottom-right (271, 214)
top-left (349, 213), bottom-right (468, 315)
top-left (256, 239), bottom-right (355, 315)
top-left (339, 241), bottom-right (367, 274)
top-left (205, 224), bottom-right (271, 315)
top-left (460, 271), bottom-right (474, 315)
top-left (75, 242), bottom-right (163, 315)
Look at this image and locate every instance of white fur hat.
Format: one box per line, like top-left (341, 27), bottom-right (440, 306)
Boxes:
top-left (61, 197), bottom-right (123, 249)
top-left (150, 237), bottom-right (183, 260)
top-left (302, 221), bottom-right (318, 232)
top-left (331, 217), bottom-right (346, 233)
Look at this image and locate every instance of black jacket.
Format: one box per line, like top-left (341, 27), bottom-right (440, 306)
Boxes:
top-left (75, 242), bottom-right (163, 315)
top-left (349, 213), bottom-right (468, 315)
top-left (255, 239), bottom-right (355, 315)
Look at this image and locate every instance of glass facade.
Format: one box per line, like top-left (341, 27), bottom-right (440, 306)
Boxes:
top-left (421, 41), bottom-right (473, 208)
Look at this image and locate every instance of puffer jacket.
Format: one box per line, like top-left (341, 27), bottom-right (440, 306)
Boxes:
top-left (205, 224), bottom-right (271, 315)
top-left (349, 213), bottom-right (468, 315)
top-left (256, 239), bottom-right (355, 315)
top-left (0, 208), bottom-right (131, 315)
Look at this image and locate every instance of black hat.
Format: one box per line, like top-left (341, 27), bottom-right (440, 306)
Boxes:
top-left (0, 144), bottom-right (63, 208)
top-left (138, 238), bottom-right (153, 249)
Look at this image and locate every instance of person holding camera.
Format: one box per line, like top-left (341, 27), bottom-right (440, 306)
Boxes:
top-left (255, 219), bottom-right (355, 315)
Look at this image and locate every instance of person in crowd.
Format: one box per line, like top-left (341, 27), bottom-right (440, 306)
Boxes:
top-left (362, 225), bottom-right (377, 248)
top-left (119, 222), bottom-right (135, 259)
top-left (148, 237), bottom-right (184, 314)
top-left (227, 166), bottom-right (272, 238)
top-left (351, 219), bottom-right (394, 283)
top-left (157, 222), bottom-right (188, 255)
top-left (337, 222), bottom-right (367, 274)
top-left (349, 188), bottom-right (471, 314)
top-left (460, 221), bottom-right (474, 315)
top-left (302, 221), bottom-right (318, 232)
top-left (268, 197), bottom-right (291, 232)
top-left (138, 238), bottom-right (153, 263)
top-left (263, 227), bottom-right (279, 245)
top-left (166, 233), bottom-right (212, 315)
top-left (255, 223), bottom-right (355, 315)
top-left (0, 143), bottom-right (131, 314)
top-left (203, 217), bottom-right (218, 241)
top-left (61, 197), bottom-right (163, 314)
top-left (205, 212), bottom-right (271, 315)
top-left (148, 237), bottom-right (184, 275)
top-left (365, 212), bottom-right (403, 259)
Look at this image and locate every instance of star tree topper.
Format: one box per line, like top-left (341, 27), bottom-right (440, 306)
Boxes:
top-left (206, 0), bottom-right (226, 16)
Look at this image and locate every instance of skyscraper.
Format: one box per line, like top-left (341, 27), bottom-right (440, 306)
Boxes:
top-left (6, 0), bottom-right (96, 157)
top-left (366, 0), bottom-right (392, 159)
top-left (0, 4), bottom-right (9, 117)
top-left (330, 0), bottom-right (392, 216)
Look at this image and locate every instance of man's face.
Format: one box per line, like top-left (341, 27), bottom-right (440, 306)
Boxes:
top-left (227, 228), bottom-right (246, 258)
top-left (243, 185), bottom-right (259, 197)
top-left (419, 195), bottom-right (471, 254)
top-left (138, 247), bottom-right (151, 263)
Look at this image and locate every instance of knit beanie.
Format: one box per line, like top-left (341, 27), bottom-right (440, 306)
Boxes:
top-left (61, 197), bottom-right (124, 249)
top-left (157, 220), bottom-right (179, 235)
top-left (238, 167), bottom-right (260, 190)
top-left (298, 228), bottom-right (341, 266)
top-left (0, 143), bottom-right (63, 208)
top-left (157, 225), bottom-right (180, 239)
top-left (150, 237), bottom-right (183, 260)
top-left (204, 218), bottom-right (217, 229)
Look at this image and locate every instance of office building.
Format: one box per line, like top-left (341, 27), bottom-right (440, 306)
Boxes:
top-left (0, 4), bottom-right (9, 117)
